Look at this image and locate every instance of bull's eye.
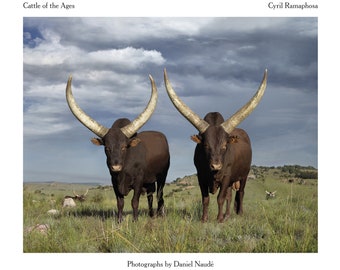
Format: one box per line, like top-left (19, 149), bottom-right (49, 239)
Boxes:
top-left (104, 147), bottom-right (111, 156)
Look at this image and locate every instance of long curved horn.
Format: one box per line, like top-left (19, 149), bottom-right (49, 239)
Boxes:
top-left (66, 75), bottom-right (158, 139)
top-left (120, 75), bottom-right (158, 138)
top-left (164, 69), bottom-right (209, 133)
top-left (66, 76), bottom-right (109, 138)
top-left (220, 69), bottom-right (268, 134)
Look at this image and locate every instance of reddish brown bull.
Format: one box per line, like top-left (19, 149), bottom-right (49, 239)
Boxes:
top-left (66, 75), bottom-right (170, 222)
top-left (164, 69), bottom-right (267, 222)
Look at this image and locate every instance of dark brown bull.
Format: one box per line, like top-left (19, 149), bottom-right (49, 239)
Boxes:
top-left (66, 75), bottom-right (170, 222)
top-left (164, 69), bottom-right (267, 222)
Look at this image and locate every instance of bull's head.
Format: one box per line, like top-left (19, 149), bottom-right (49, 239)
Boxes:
top-left (164, 69), bottom-right (267, 171)
top-left (66, 75), bottom-right (158, 173)
top-left (190, 117), bottom-right (231, 170)
top-left (72, 189), bottom-right (89, 201)
top-left (266, 190), bottom-right (276, 199)
top-left (91, 118), bottom-right (143, 172)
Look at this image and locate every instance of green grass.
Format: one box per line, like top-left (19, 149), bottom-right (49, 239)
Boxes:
top-left (23, 168), bottom-right (317, 253)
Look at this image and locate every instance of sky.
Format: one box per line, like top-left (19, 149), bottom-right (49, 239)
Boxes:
top-left (23, 17), bottom-right (318, 184)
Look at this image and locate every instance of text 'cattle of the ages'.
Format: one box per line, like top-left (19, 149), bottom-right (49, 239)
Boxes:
top-left (23, 1), bottom-right (75, 9)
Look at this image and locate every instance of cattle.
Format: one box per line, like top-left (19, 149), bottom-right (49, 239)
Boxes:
top-left (265, 190), bottom-right (276, 200)
top-left (164, 69), bottom-right (267, 222)
top-left (66, 75), bottom-right (170, 222)
top-left (62, 189), bottom-right (89, 207)
top-left (69, 189), bottom-right (89, 202)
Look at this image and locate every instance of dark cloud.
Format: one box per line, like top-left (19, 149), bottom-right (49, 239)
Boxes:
top-left (23, 17), bottom-right (317, 183)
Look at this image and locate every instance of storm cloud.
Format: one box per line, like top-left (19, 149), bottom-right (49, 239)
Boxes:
top-left (23, 17), bottom-right (317, 183)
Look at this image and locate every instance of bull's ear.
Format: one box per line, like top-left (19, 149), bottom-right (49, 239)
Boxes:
top-left (91, 138), bottom-right (104, 146)
top-left (228, 135), bottom-right (238, 144)
top-left (191, 135), bottom-right (202, 144)
top-left (129, 137), bottom-right (141, 147)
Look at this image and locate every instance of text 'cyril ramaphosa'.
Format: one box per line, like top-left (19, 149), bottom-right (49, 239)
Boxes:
top-left (267, 2), bottom-right (318, 10)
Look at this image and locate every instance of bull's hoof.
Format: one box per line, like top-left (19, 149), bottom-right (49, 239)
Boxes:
top-left (217, 214), bottom-right (228, 223)
top-left (235, 209), bottom-right (243, 215)
top-left (201, 216), bottom-right (208, 223)
top-left (157, 207), bottom-right (165, 217)
top-left (132, 215), bottom-right (139, 222)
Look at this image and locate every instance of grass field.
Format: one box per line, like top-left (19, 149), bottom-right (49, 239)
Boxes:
top-left (23, 166), bottom-right (317, 253)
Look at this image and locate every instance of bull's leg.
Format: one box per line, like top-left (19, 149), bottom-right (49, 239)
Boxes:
top-left (147, 192), bottom-right (154, 217)
top-left (199, 182), bottom-right (210, 222)
top-left (112, 179), bottom-right (124, 223)
top-left (146, 183), bottom-right (156, 217)
top-left (157, 193), bottom-right (165, 217)
top-left (116, 196), bottom-right (124, 223)
top-left (202, 195), bottom-right (210, 222)
top-left (216, 182), bottom-right (228, 223)
top-left (224, 186), bottom-right (232, 220)
top-left (234, 190), bottom-right (244, 215)
top-left (131, 190), bottom-right (142, 222)
top-left (157, 198), bottom-right (165, 217)
top-left (156, 181), bottom-right (165, 217)
top-left (234, 178), bottom-right (246, 215)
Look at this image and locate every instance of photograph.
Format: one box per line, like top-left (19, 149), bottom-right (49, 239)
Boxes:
top-left (23, 16), bottom-right (317, 253)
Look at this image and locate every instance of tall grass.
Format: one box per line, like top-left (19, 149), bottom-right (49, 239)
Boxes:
top-left (23, 169), bottom-right (317, 252)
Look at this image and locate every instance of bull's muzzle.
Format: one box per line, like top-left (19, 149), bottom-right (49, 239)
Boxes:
top-left (210, 163), bottom-right (222, 171)
top-left (111, 164), bottom-right (123, 172)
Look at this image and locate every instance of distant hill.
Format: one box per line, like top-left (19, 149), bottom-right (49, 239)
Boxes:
top-left (23, 165), bottom-right (317, 193)
top-left (170, 165), bottom-right (317, 184)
